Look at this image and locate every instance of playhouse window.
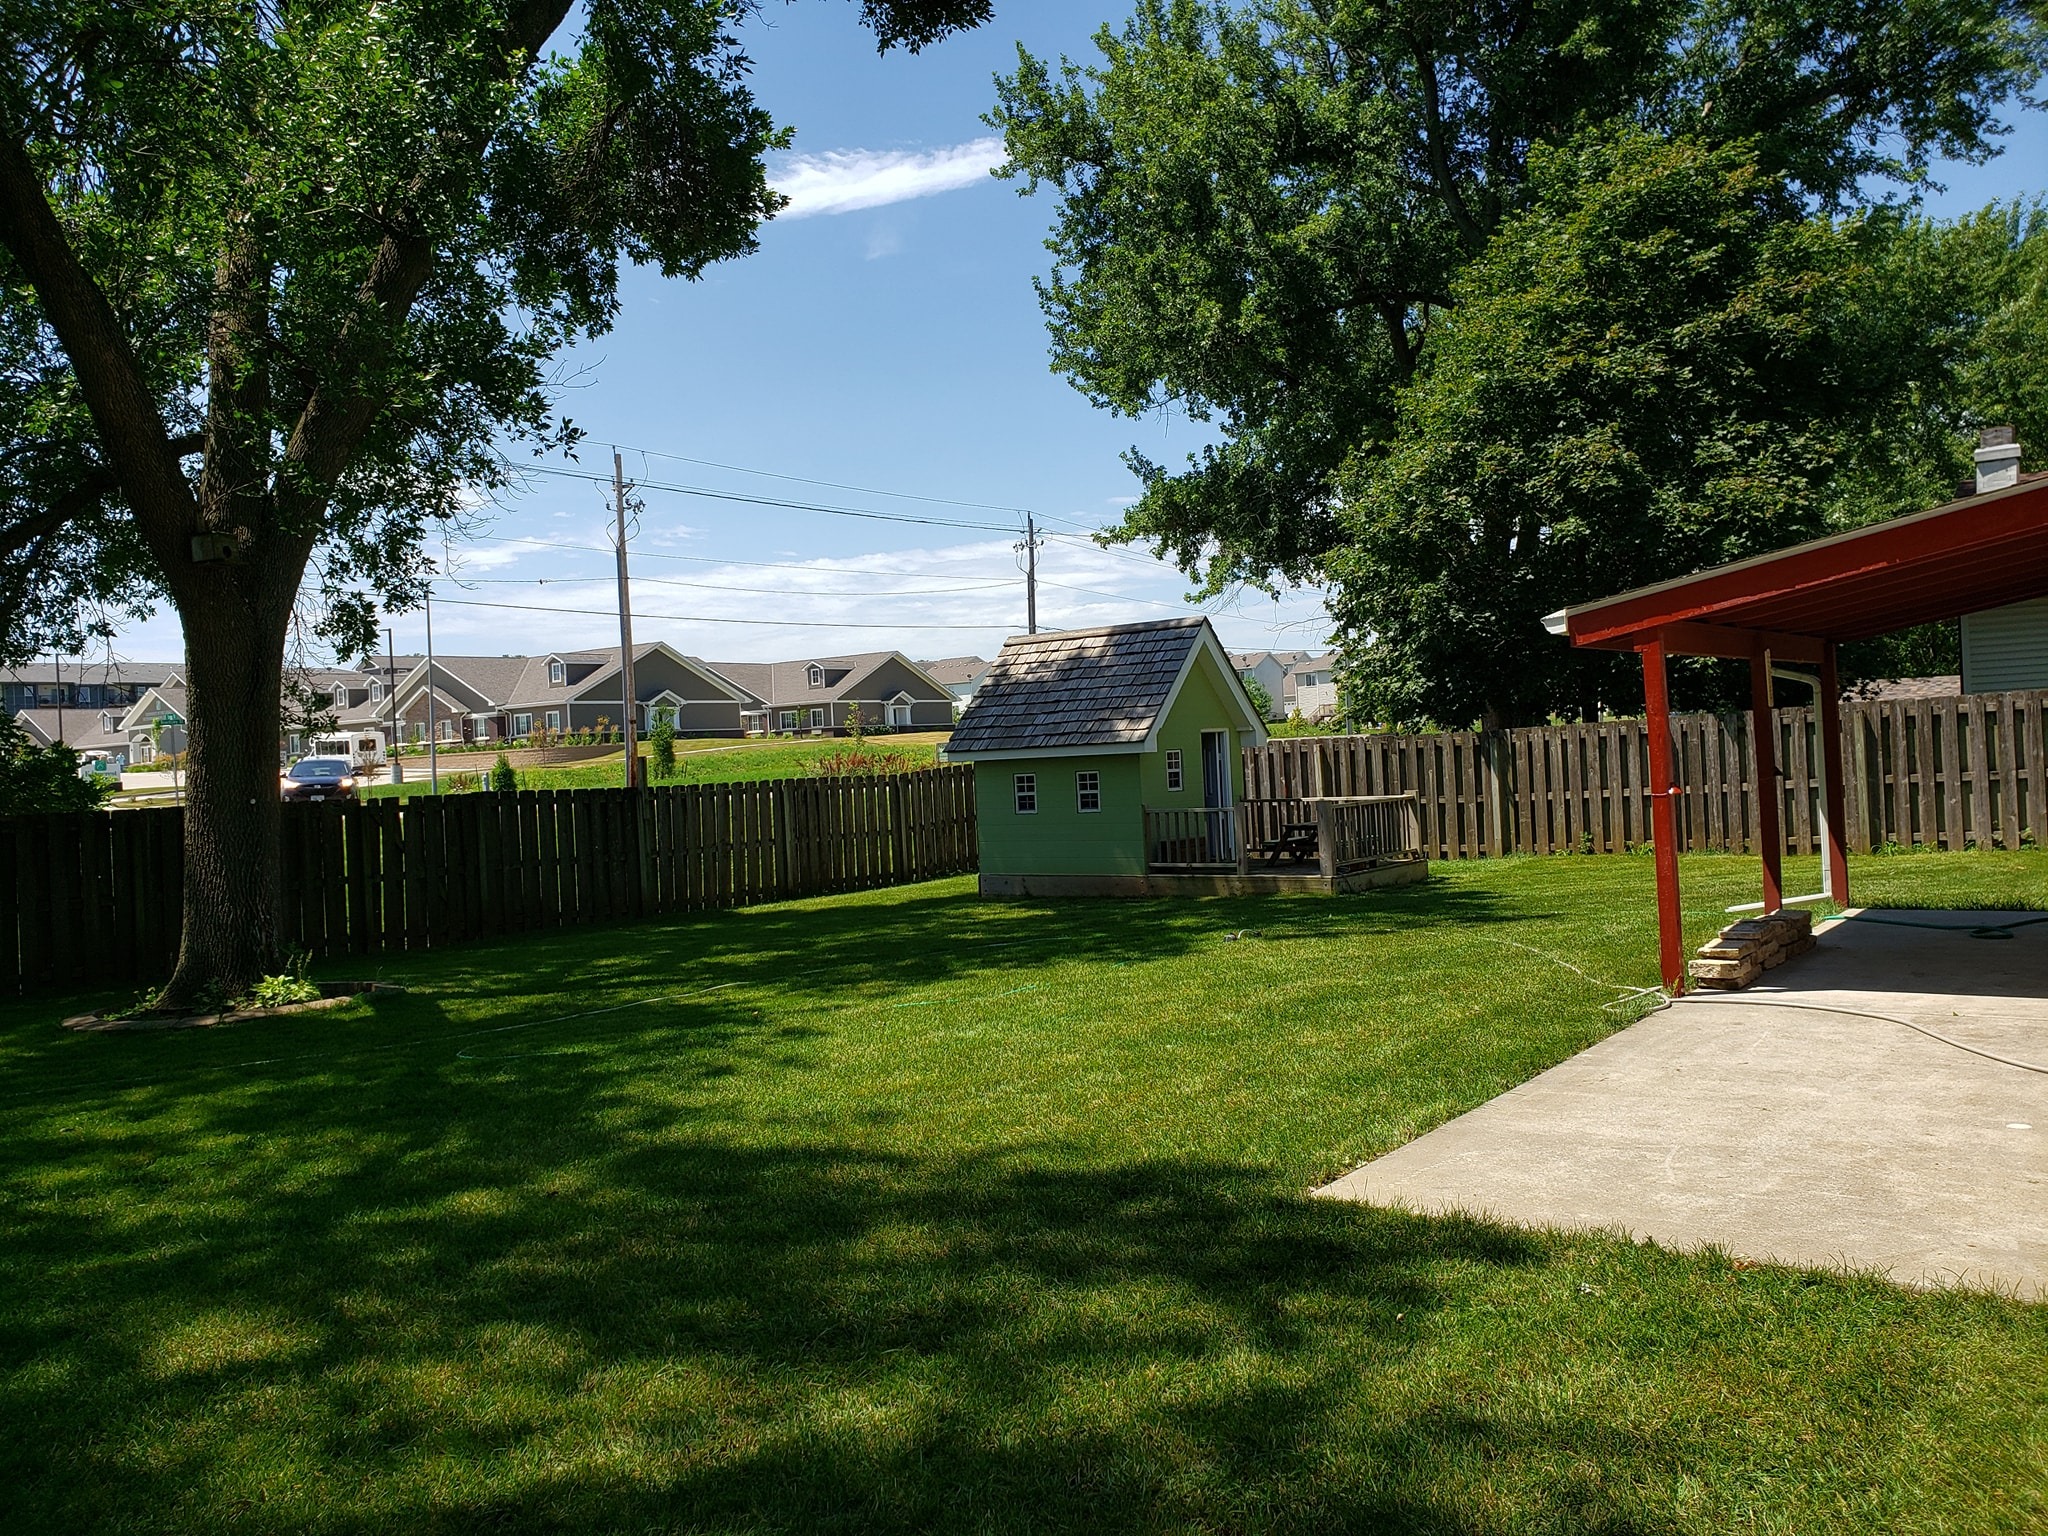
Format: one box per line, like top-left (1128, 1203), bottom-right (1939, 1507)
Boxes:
top-left (1013, 774), bottom-right (1037, 814)
top-left (1165, 749), bottom-right (1183, 792)
top-left (1075, 771), bottom-right (1101, 813)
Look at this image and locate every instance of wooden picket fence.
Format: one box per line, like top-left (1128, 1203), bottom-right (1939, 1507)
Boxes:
top-left (1, 766), bottom-right (977, 995)
top-left (1246, 689), bottom-right (2048, 863)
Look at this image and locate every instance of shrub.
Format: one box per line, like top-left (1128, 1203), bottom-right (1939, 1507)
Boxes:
top-left (243, 973), bottom-right (320, 1009)
top-left (649, 708), bottom-right (676, 779)
top-left (0, 711), bottom-right (113, 814)
top-left (490, 753), bottom-right (517, 792)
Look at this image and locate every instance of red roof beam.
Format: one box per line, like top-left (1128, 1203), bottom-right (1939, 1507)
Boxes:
top-left (1546, 478), bottom-right (2048, 650)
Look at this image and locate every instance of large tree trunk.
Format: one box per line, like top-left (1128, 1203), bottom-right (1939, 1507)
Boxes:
top-left (160, 574), bottom-right (296, 1005)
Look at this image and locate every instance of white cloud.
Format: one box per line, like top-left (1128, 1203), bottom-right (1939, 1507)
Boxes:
top-left (770, 138), bottom-right (1005, 220)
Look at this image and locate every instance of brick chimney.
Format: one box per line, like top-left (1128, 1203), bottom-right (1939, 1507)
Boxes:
top-left (1975, 425), bottom-right (2022, 494)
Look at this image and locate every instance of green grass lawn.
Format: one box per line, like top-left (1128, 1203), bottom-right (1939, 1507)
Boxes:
top-left (4, 851), bottom-right (2045, 1532)
top-left (364, 733), bottom-right (949, 797)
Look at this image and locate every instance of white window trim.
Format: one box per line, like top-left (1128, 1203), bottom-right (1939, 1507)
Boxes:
top-left (547, 658), bottom-right (566, 685)
top-left (1165, 749), bottom-right (1184, 792)
top-left (1076, 771), bottom-right (1101, 813)
top-left (806, 664), bottom-right (825, 687)
top-left (1013, 773), bottom-right (1037, 814)
top-left (779, 709), bottom-right (799, 730)
top-left (513, 713), bottom-right (533, 735)
top-left (544, 710), bottom-right (561, 731)
top-left (808, 707), bottom-right (826, 729)
top-left (368, 680), bottom-right (383, 702)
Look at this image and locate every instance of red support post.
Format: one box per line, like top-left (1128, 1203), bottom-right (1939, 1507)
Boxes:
top-left (1749, 652), bottom-right (1783, 913)
top-left (1641, 637), bottom-right (1686, 993)
top-left (1818, 642), bottom-right (1850, 907)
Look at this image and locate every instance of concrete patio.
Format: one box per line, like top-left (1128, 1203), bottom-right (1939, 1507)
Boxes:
top-left (1316, 910), bottom-right (2048, 1299)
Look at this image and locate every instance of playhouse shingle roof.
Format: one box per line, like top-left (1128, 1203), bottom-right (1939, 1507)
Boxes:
top-left (947, 618), bottom-right (1207, 754)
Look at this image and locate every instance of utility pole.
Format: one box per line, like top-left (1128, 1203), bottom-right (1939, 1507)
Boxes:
top-left (614, 449), bottom-right (640, 789)
top-left (1016, 514), bottom-right (1043, 635)
top-left (52, 650), bottom-right (64, 745)
top-left (424, 585), bottom-right (440, 794)
top-left (386, 626), bottom-right (402, 786)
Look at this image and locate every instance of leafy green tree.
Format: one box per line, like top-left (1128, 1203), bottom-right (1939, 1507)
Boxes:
top-left (489, 752), bottom-right (517, 793)
top-left (0, 710), bottom-right (111, 814)
top-left (1331, 131), bottom-right (1947, 727)
top-left (1239, 674), bottom-right (1274, 720)
top-left (992, 0), bottom-right (2044, 719)
top-left (648, 706), bottom-right (677, 780)
top-left (0, 0), bottom-right (990, 1002)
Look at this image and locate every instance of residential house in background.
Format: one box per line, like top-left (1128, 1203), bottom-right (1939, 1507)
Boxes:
top-left (387, 642), bottom-right (755, 745)
top-left (915, 655), bottom-right (990, 716)
top-left (2, 659), bottom-right (182, 716)
top-left (1290, 653), bottom-right (1340, 721)
top-left (713, 653), bottom-right (956, 736)
top-left (14, 706), bottom-right (133, 768)
top-left (118, 684), bottom-right (189, 764)
top-left (1229, 650), bottom-right (1310, 720)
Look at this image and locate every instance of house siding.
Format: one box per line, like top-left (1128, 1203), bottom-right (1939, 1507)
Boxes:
top-left (974, 754), bottom-right (1146, 876)
top-left (1142, 649), bottom-right (1250, 804)
top-left (1961, 600), bottom-right (2048, 693)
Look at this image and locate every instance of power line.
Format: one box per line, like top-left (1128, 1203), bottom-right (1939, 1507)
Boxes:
top-left (468, 533), bottom-right (1019, 580)
top-left (600, 438), bottom-right (1124, 536)
top-left (429, 595), bottom-right (1014, 632)
top-left (619, 444), bottom-right (1039, 518)
top-left (450, 574), bottom-right (1017, 600)
top-left (523, 462), bottom-right (1015, 533)
top-left (1036, 578), bottom-right (1211, 612)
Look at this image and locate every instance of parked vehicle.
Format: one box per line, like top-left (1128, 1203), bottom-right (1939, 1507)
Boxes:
top-left (281, 757), bottom-right (359, 802)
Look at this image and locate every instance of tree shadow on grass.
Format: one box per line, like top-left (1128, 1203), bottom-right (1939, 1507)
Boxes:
top-left (0, 982), bottom-right (1716, 1536)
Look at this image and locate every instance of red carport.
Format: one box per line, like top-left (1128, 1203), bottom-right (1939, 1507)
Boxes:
top-left (1545, 461), bottom-right (2048, 992)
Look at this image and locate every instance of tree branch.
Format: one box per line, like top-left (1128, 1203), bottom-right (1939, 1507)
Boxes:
top-left (1405, 38), bottom-right (1489, 253)
top-left (0, 132), bottom-right (199, 549)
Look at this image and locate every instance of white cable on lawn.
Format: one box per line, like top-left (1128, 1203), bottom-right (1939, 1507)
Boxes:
top-left (1478, 935), bottom-right (1671, 1018)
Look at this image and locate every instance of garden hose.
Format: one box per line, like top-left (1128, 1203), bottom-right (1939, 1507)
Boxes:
top-left (1833, 911), bottom-right (2048, 942)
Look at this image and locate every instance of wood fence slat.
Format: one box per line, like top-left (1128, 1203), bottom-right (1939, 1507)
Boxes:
top-left (1954, 698), bottom-right (1982, 847)
top-left (2028, 695), bottom-right (2048, 848)
top-left (1998, 693), bottom-right (2023, 850)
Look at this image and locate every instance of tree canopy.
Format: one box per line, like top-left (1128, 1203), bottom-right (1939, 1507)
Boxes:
top-left (0, 0), bottom-right (992, 998)
top-left (991, 0), bottom-right (2046, 724)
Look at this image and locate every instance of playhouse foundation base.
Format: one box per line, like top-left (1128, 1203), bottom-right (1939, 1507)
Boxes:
top-left (978, 859), bottom-right (1427, 899)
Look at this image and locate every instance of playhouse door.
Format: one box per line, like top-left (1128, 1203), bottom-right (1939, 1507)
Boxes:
top-left (1201, 730), bottom-right (1234, 861)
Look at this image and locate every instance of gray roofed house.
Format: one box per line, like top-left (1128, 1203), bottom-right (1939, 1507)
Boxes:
top-left (916, 655), bottom-right (991, 712)
top-left (709, 651), bottom-right (955, 736)
top-left (387, 642), bottom-right (753, 745)
top-left (2, 659), bottom-right (183, 715)
top-left (12, 706), bottom-right (132, 757)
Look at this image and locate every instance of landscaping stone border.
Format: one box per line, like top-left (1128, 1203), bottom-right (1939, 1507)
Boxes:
top-left (62, 981), bottom-right (406, 1033)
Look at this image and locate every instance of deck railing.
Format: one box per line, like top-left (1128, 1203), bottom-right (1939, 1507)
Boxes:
top-left (1145, 794), bottom-right (1423, 876)
top-left (1309, 794), bottom-right (1422, 876)
top-left (1144, 805), bottom-right (1239, 870)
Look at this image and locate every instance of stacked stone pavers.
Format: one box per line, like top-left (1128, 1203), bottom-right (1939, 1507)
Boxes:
top-left (1687, 909), bottom-right (1817, 990)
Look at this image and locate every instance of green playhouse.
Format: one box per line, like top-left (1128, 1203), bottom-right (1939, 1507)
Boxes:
top-left (947, 617), bottom-right (1425, 896)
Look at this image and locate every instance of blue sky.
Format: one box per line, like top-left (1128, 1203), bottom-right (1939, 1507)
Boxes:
top-left (101, 0), bottom-right (2048, 670)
